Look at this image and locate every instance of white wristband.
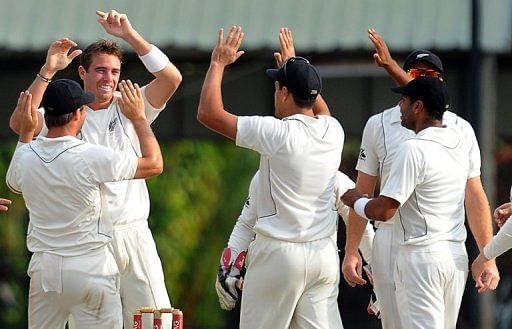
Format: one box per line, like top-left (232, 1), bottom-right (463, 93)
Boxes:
top-left (354, 197), bottom-right (371, 220)
top-left (139, 44), bottom-right (169, 73)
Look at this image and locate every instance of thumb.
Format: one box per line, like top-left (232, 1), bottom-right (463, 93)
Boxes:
top-left (68, 49), bottom-right (83, 62)
top-left (274, 52), bottom-right (282, 67)
top-left (235, 50), bottom-right (245, 60)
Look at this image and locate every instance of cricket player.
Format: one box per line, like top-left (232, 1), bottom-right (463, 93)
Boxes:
top-left (342, 76), bottom-right (489, 329)
top-left (198, 26), bottom-right (344, 328)
top-left (342, 29), bottom-right (499, 329)
top-left (6, 79), bottom-right (163, 328)
top-left (215, 170), bottom-right (375, 311)
top-left (9, 10), bottom-right (181, 328)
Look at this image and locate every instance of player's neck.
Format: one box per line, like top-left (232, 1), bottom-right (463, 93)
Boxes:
top-left (88, 97), bottom-right (114, 111)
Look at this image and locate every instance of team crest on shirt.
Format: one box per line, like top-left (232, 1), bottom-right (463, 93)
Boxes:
top-left (359, 148), bottom-right (366, 161)
top-left (109, 117), bottom-right (118, 132)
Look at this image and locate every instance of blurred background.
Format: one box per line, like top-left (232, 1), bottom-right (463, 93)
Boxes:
top-left (1, 0), bottom-right (512, 328)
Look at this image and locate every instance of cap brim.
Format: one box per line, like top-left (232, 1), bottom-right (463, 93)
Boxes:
top-left (265, 69), bottom-right (280, 81)
top-left (391, 86), bottom-right (407, 95)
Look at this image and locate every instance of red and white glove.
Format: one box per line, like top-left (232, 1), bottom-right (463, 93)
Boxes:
top-left (215, 247), bottom-right (246, 310)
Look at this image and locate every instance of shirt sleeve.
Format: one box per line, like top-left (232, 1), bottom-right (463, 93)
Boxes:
top-left (460, 119), bottom-right (481, 178)
top-left (228, 171), bottom-right (259, 255)
top-left (5, 148), bottom-right (25, 194)
top-left (140, 85), bottom-right (165, 124)
top-left (483, 218), bottom-right (512, 260)
top-left (356, 114), bottom-right (381, 176)
top-left (84, 146), bottom-right (138, 184)
top-left (236, 116), bottom-right (286, 156)
top-left (380, 141), bottom-right (424, 205)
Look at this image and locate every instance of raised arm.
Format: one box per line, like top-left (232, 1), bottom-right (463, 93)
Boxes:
top-left (368, 28), bottom-right (411, 86)
top-left (96, 10), bottom-right (182, 108)
top-left (9, 39), bottom-right (82, 135)
top-left (273, 28), bottom-right (330, 116)
top-left (118, 80), bottom-right (163, 178)
top-left (197, 26), bottom-right (244, 140)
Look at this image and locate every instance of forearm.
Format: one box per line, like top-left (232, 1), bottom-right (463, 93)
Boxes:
top-left (197, 63), bottom-right (228, 133)
top-left (466, 178), bottom-right (494, 251)
top-left (345, 210), bottom-right (369, 253)
top-left (133, 119), bottom-right (163, 178)
top-left (312, 95), bottom-right (330, 116)
top-left (383, 59), bottom-right (412, 86)
top-left (483, 218), bottom-right (512, 259)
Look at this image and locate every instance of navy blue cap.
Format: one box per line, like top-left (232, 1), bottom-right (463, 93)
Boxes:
top-left (42, 79), bottom-right (95, 116)
top-left (392, 76), bottom-right (449, 116)
top-left (403, 50), bottom-right (444, 73)
top-left (266, 57), bottom-right (322, 101)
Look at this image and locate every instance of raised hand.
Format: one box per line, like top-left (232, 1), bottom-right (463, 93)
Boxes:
top-left (16, 91), bottom-right (38, 142)
top-left (118, 80), bottom-right (145, 121)
top-left (368, 28), bottom-right (393, 68)
top-left (210, 26), bottom-right (245, 68)
top-left (96, 10), bottom-right (135, 39)
top-left (41, 38), bottom-right (82, 77)
top-left (274, 27), bottom-right (296, 68)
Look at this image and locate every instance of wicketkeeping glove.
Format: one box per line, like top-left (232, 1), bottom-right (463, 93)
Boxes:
top-left (215, 247), bottom-right (246, 311)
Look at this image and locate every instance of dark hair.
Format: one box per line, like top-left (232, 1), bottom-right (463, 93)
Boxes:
top-left (277, 82), bottom-right (317, 109)
top-left (80, 39), bottom-right (123, 71)
top-left (44, 112), bottom-right (75, 128)
top-left (409, 95), bottom-right (443, 120)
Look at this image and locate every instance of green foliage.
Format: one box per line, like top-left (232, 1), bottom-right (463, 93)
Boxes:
top-left (147, 140), bottom-right (259, 328)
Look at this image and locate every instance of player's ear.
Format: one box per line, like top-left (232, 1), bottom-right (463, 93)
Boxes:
top-left (78, 66), bottom-right (86, 80)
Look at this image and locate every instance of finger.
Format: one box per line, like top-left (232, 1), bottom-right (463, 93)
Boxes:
top-left (217, 28), bottom-right (224, 46)
top-left (234, 30), bottom-right (244, 50)
top-left (114, 13), bottom-right (122, 26)
top-left (133, 83), bottom-right (142, 99)
top-left (67, 49), bottom-right (82, 62)
top-left (228, 26), bottom-right (241, 47)
top-left (235, 50), bottom-right (245, 61)
top-left (96, 10), bottom-right (106, 18)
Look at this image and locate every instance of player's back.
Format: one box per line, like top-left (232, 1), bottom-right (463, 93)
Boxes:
top-left (244, 114), bottom-right (344, 242)
top-left (6, 136), bottom-right (137, 256)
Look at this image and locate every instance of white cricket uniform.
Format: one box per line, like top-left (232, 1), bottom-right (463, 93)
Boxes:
top-left (356, 106), bottom-right (480, 329)
top-left (236, 114), bottom-right (345, 329)
top-left (380, 125), bottom-right (471, 329)
top-left (6, 136), bottom-right (138, 329)
top-left (38, 86), bottom-right (171, 328)
top-left (228, 171), bottom-right (374, 265)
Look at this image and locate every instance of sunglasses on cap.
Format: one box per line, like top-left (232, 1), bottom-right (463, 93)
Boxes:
top-left (282, 56), bottom-right (309, 81)
top-left (406, 68), bottom-right (443, 81)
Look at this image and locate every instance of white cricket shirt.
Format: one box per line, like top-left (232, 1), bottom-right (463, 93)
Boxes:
top-left (6, 136), bottom-right (138, 256)
top-left (39, 86), bottom-right (163, 226)
top-left (356, 106), bottom-right (481, 228)
top-left (236, 114), bottom-right (344, 242)
top-left (380, 126), bottom-right (470, 246)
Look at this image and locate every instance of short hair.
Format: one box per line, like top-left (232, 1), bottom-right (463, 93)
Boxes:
top-left (409, 95), bottom-right (444, 120)
top-left (44, 112), bottom-right (75, 129)
top-left (80, 39), bottom-right (123, 71)
top-left (278, 82), bottom-right (317, 109)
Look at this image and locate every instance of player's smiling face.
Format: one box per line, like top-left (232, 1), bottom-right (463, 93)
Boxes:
top-left (79, 53), bottom-right (121, 110)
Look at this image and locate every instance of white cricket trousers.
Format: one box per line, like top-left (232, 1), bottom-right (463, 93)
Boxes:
top-left (394, 241), bottom-right (468, 329)
top-left (241, 234), bottom-right (343, 329)
top-left (371, 224), bottom-right (401, 329)
top-left (28, 246), bottom-right (122, 329)
top-left (109, 221), bottom-right (172, 328)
